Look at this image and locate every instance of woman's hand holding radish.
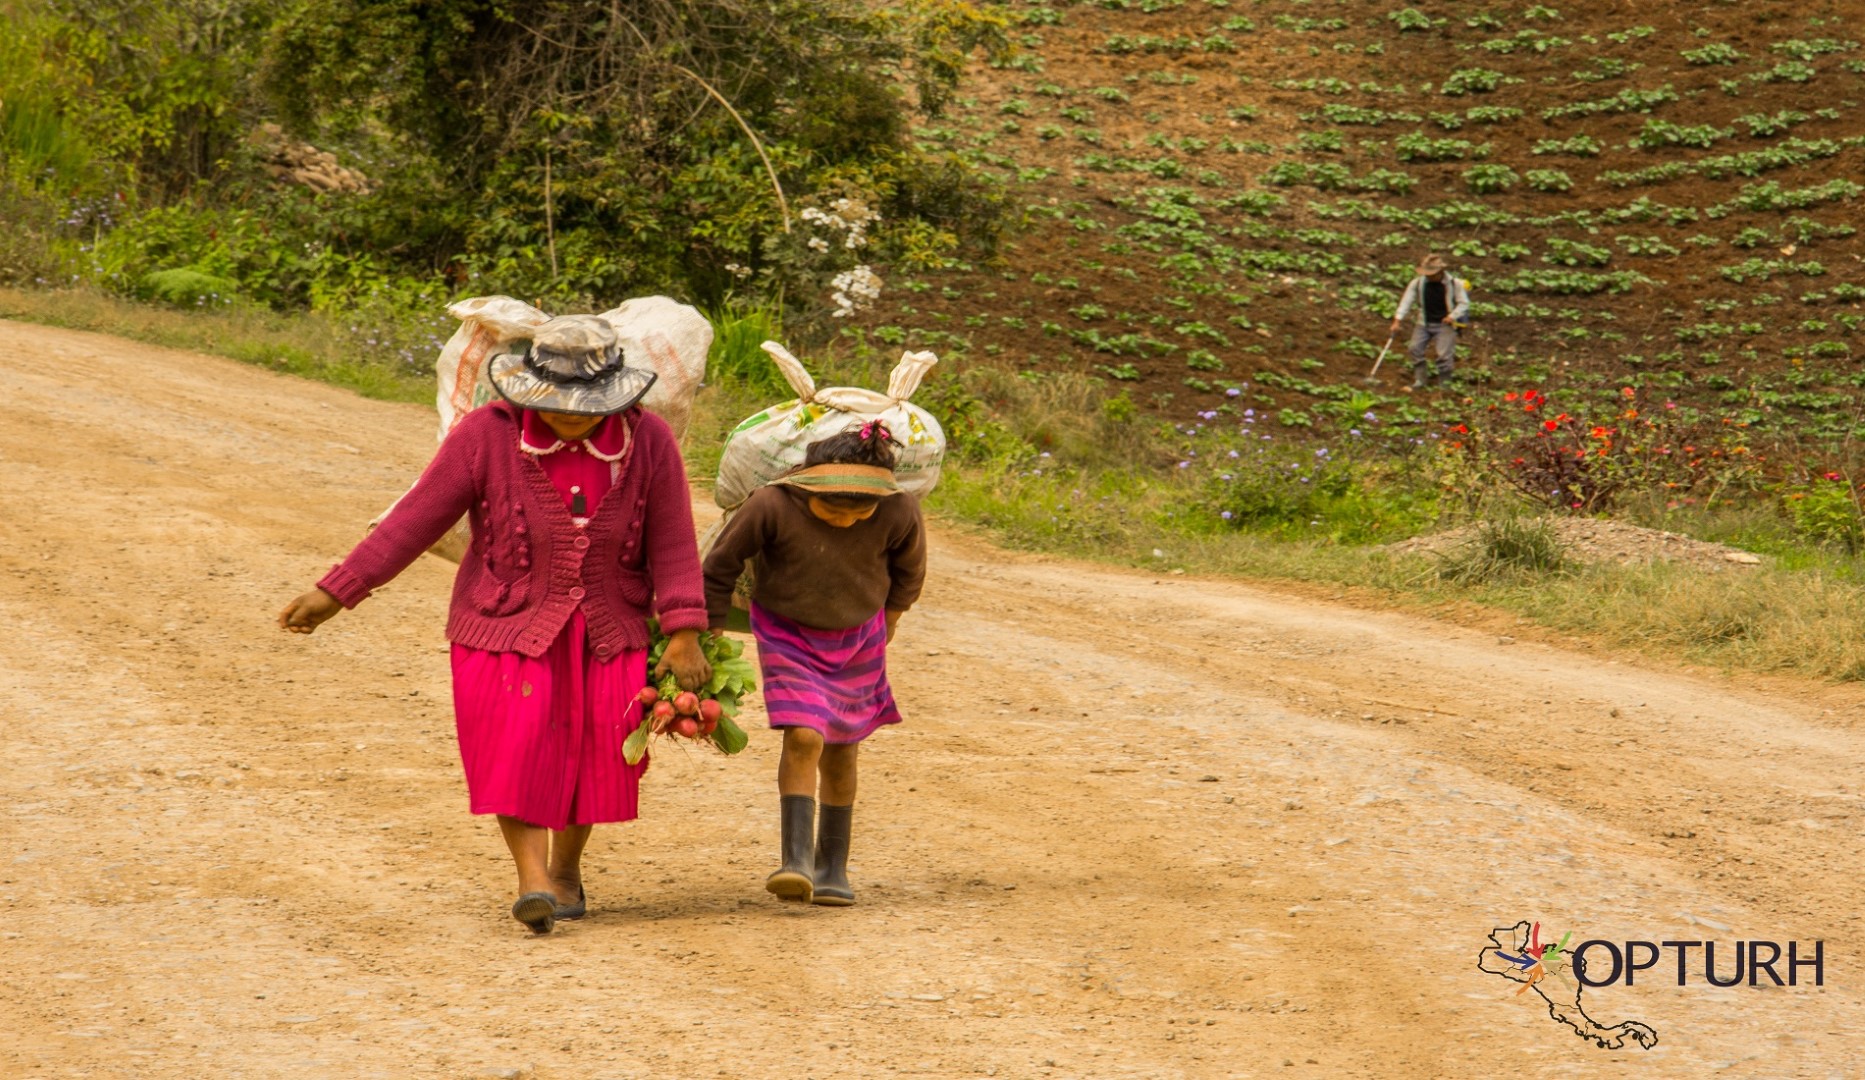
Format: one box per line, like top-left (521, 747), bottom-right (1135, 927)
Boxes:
top-left (654, 629), bottom-right (712, 691)
top-left (278, 588), bottom-right (343, 634)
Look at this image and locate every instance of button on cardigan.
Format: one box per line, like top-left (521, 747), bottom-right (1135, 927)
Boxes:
top-left (317, 401), bottom-right (708, 658)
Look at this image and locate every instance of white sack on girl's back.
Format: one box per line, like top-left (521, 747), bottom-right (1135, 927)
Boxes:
top-left (375, 294), bottom-right (713, 564)
top-left (712, 341), bottom-right (946, 512)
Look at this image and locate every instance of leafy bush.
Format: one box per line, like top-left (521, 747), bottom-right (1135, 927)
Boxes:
top-left (1681, 42), bottom-right (1743, 65)
top-left (1524, 169), bottom-right (1573, 193)
top-left (1441, 68), bottom-right (1511, 95)
top-left (1463, 164), bottom-right (1519, 194)
top-left (1201, 449), bottom-right (1431, 544)
top-left (1395, 133), bottom-right (1485, 162)
top-left (1531, 134), bottom-right (1603, 156)
top-left (1786, 479), bottom-right (1864, 553)
top-left (1755, 61), bottom-right (1817, 83)
top-left (1635, 120), bottom-right (1733, 149)
top-left (1542, 85), bottom-right (1677, 119)
top-left (1737, 110), bottom-right (1810, 137)
top-left (139, 268), bottom-right (242, 307)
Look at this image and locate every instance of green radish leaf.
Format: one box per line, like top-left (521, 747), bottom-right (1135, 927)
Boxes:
top-left (622, 722), bottom-right (651, 765)
top-left (711, 715), bottom-right (749, 755)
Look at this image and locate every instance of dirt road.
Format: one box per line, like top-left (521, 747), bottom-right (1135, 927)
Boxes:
top-left (0, 319), bottom-right (1859, 1079)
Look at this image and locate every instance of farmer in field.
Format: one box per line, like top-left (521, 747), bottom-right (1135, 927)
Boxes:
top-left (702, 422), bottom-right (926, 906)
top-left (1390, 253), bottom-right (1470, 391)
top-left (278, 315), bottom-right (713, 935)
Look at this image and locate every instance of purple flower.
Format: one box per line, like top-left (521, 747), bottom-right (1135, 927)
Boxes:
top-left (1349, 428), bottom-right (1362, 436)
top-left (1227, 450), bottom-right (1240, 458)
top-left (1178, 461), bottom-right (1190, 468)
top-left (1362, 410), bottom-right (1378, 422)
top-left (1225, 388), bottom-right (1242, 397)
top-left (1221, 510), bottom-right (1234, 520)
top-left (1221, 473), bottom-right (1233, 481)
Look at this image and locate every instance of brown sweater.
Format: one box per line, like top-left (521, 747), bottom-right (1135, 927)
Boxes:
top-left (703, 486), bottom-right (927, 631)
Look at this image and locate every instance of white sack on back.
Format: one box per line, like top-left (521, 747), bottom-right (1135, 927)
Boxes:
top-left (713, 341), bottom-right (945, 512)
top-left (375, 294), bottom-right (712, 564)
top-left (434, 294), bottom-right (710, 441)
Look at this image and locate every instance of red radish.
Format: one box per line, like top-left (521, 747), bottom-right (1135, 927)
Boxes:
top-left (699, 717), bottom-right (718, 736)
top-left (651, 700), bottom-right (676, 732)
top-left (673, 691), bottom-right (700, 716)
top-left (698, 699), bottom-right (723, 723)
top-left (672, 717), bottom-right (699, 739)
top-left (637, 686), bottom-right (660, 706)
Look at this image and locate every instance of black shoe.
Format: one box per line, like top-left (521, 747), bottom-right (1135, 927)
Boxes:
top-left (812, 804), bottom-right (855, 907)
top-left (553, 885), bottom-right (586, 921)
top-left (511, 891), bottom-right (556, 934)
top-left (766, 794), bottom-right (815, 903)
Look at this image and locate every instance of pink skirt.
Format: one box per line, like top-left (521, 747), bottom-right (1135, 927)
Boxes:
top-left (449, 611), bottom-right (649, 830)
top-left (750, 603), bottom-right (902, 745)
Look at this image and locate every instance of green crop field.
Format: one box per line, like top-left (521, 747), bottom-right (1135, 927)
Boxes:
top-left (845, 1), bottom-right (1864, 449)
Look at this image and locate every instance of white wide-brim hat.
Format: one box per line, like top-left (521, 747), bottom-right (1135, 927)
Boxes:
top-left (488, 314), bottom-right (658, 416)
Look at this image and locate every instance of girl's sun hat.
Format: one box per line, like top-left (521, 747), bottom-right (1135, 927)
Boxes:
top-left (488, 314), bottom-right (659, 416)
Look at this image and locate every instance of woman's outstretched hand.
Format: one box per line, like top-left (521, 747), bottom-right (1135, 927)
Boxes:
top-left (655, 629), bottom-right (713, 691)
top-left (278, 588), bottom-right (343, 634)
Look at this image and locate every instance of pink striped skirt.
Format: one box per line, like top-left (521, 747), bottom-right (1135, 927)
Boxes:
top-left (750, 603), bottom-right (902, 745)
top-left (449, 612), bottom-right (649, 830)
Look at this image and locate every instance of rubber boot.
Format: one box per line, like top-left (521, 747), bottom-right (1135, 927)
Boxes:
top-left (812, 804), bottom-right (855, 907)
top-left (766, 794), bottom-right (815, 903)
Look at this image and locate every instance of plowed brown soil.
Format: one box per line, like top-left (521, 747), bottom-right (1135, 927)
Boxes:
top-left (1, 321), bottom-right (1860, 1078)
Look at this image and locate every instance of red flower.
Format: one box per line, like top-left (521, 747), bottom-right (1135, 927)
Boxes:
top-left (1542, 419), bottom-right (1558, 431)
top-left (1621, 387), bottom-right (1637, 398)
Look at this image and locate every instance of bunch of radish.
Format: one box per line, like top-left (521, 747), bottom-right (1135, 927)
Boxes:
top-left (622, 621), bottom-right (756, 765)
top-left (635, 685), bottom-right (724, 741)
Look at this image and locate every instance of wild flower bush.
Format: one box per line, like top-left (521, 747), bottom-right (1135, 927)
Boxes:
top-left (1444, 387), bottom-right (1764, 514)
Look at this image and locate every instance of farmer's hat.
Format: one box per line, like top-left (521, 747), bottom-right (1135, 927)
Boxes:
top-left (488, 314), bottom-right (658, 416)
top-left (1416, 253), bottom-right (1448, 276)
top-left (771, 464), bottom-right (902, 499)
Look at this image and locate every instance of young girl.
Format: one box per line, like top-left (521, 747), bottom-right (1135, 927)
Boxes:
top-left (702, 421), bottom-right (926, 906)
top-left (278, 315), bottom-right (712, 934)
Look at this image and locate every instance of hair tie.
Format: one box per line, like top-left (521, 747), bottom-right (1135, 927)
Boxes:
top-left (860, 420), bottom-right (890, 442)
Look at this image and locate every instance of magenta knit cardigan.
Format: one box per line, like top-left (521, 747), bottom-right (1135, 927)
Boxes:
top-left (317, 402), bottom-right (708, 660)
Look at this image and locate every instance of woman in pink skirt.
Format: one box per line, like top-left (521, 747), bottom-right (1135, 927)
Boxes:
top-left (702, 422), bottom-right (926, 906)
top-left (279, 315), bottom-right (712, 934)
